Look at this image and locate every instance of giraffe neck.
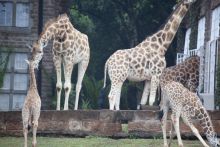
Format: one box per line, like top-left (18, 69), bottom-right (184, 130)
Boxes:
top-left (38, 23), bottom-right (57, 47)
top-left (196, 103), bottom-right (218, 145)
top-left (149, 3), bottom-right (190, 53)
top-left (29, 62), bottom-right (37, 89)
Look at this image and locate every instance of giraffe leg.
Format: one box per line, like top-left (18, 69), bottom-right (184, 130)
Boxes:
top-left (53, 56), bottom-right (62, 110)
top-left (108, 83), bottom-right (119, 110)
top-left (32, 121), bottom-right (38, 147)
top-left (32, 108), bottom-right (40, 147)
top-left (139, 80), bottom-right (150, 109)
top-left (171, 112), bottom-right (183, 147)
top-left (63, 61), bottom-right (74, 110)
top-left (114, 82), bottom-right (123, 110)
top-left (181, 115), bottom-right (209, 147)
top-left (149, 76), bottom-right (159, 106)
top-left (161, 105), bottom-right (169, 147)
top-left (74, 60), bottom-right (88, 110)
top-left (22, 108), bottom-right (29, 147)
top-left (168, 121), bottom-right (175, 147)
top-left (23, 120), bottom-right (28, 147)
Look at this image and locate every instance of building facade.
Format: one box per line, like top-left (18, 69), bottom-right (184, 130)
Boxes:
top-left (0, 0), bottom-right (67, 111)
top-left (176, 0), bottom-right (220, 110)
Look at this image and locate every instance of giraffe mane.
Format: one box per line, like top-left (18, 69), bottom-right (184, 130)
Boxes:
top-left (40, 13), bottom-right (70, 37)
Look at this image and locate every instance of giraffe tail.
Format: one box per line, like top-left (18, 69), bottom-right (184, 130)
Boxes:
top-left (195, 102), bottom-right (219, 146)
top-left (103, 60), bottom-right (108, 89)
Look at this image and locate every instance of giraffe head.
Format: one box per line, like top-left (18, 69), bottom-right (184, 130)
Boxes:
top-left (26, 42), bottom-right (43, 69)
top-left (207, 133), bottom-right (220, 147)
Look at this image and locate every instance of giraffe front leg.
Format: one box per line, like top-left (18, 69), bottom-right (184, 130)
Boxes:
top-left (181, 113), bottom-right (209, 147)
top-left (63, 62), bottom-right (74, 110)
top-left (54, 56), bottom-right (62, 110)
top-left (22, 109), bottom-right (29, 147)
top-left (32, 121), bottom-right (38, 147)
top-left (149, 76), bottom-right (159, 106)
top-left (23, 121), bottom-right (28, 147)
top-left (138, 80), bottom-right (150, 109)
top-left (74, 60), bottom-right (88, 110)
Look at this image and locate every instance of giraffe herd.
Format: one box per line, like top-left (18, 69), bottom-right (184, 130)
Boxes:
top-left (22, 0), bottom-right (220, 146)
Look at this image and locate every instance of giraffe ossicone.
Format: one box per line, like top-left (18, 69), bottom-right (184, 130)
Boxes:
top-left (103, 0), bottom-right (197, 110)
top-left (33, 13), bottom-right (90, 110)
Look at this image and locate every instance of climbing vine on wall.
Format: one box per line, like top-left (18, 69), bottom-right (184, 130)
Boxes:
top-left (216, 61), bottom-right (220, 108)
top-left (0, 48), bottom-right (12, 89)
top-left (189, 1), bottom-right (200, 50)
top-left (176, 26), bottom-right (186, 52)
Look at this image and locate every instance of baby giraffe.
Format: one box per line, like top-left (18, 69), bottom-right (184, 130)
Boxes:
top-left (22, 48), bottom-right (41, 147)
top-left (161, 81), bottom-right (219, 147)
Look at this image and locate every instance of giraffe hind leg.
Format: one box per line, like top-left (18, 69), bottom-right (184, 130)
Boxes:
top-left (73, 60), bottom-right (88, 110)
top-left (171, 112), bottom-right (184, 147)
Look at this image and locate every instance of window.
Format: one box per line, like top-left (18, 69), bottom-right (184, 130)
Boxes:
top-left (0, 52), bottom-right (28, 111)
top-left (197, 17), bottom-right (206, 49)
top-left (0, 1), bottom-right (29, 27)
top-left (211, 6), bottom-right (220, 41)
top-left (0, 2), bottom-right (13, 26)
top-left (183, 28), bottom-right (191, 55)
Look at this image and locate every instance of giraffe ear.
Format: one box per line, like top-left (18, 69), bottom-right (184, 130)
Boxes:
top-left (26, 44), bottom-right (33, 52)
top-left (25, 60), bottom-right (30, 65)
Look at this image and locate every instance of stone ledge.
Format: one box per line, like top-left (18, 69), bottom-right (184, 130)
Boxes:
top-left (0, 110), bottom-right (219, 138)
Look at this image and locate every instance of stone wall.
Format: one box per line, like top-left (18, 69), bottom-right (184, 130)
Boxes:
top-left (0, 110), bottom-right (220, 138)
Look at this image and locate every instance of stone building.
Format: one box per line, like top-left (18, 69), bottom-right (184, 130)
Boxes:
top-left (0, 0), bottom-right (67, 111)
top-left (176, 0), bottom-right (220, 110)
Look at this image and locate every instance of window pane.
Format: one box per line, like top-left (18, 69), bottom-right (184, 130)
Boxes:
top-left (211, 6), bottom-right (220, 40)
top-left (14, 53), bottom-right (28, 71)
top-left (16, 3), bottom-right (29, 27)
top-left (0, 2), bottom-right (12, 26)
top-left (197, 17), bottom-right (205, 49)
top-left (183, 28), bottom-right (191, 55)
top-left (0, 73), bottom-right (10, 90)
top-left (0, 94), bottom-right (9, 111)
top-left (14, 74), bottom-right (28, 90)
top-left (12, 94), bottom-right (25, 110)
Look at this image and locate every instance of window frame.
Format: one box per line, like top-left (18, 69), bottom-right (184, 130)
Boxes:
top-left (0, 0), bottom-right (30, 30)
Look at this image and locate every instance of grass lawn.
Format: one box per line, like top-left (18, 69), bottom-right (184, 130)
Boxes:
top-left (0, 136), bottom-right (202, 147)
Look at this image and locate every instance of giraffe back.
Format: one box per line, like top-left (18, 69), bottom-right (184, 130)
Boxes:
top-left (160, 55), bottom-right (200, 92)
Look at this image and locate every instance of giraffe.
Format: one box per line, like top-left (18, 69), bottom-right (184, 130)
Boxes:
top-left (22, 47), bottom-right (41, 147)
top-left (160, 55), bottom-right (200, 93)
top-left (160, 81), bottom-right (219, 147)
top-left (159, 55), bottom-right (202, 108)
top-left (33, 14), bottom-right (90, 110)
top-left (103, 0), bottom-right (197, 110)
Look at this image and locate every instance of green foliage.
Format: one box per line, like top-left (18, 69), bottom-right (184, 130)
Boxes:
top-left (216, 63), bottom-right (220, 107)
top-left (0, 48), bottom-right (12, 89)
top-left (81, 98), bottom-right (91, 110)
top-left (81, 75), bottom-right (103, 109)
top-left (189, 1), bottom-right (200, 50)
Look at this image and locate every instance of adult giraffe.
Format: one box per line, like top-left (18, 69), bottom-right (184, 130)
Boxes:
top-left (103, 0), bottom-right (197, 110)
top-left (33, 14), bottom-right (90, 110)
